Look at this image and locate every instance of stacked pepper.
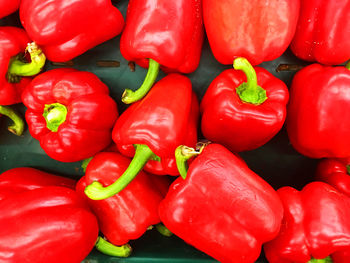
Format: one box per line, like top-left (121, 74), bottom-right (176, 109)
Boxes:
top-left (264, 182), bottom-right (350, 263)
top-left (287, 62), bottom-right (350, 158)
top-left (200, 57), bottom-right (289, 152)
top-left (203, 0), bottom-right (299, 65)
top-left (316, 158), bottom-right (350, 196)
top-left (160, 143), bottom-right (283, 263)
top-left (2, 0), bottom-right (350, 262)
top-left (0, 0), bottom-right (20, 18)
top-left (19, 0), bottom-right (125, 62)
top-left (291, 0), bottom-right (350, 65)
top-left (77, 152), bottom-right (171, 256)
top-left (0, 168), bottom-right (99, 263)
top-left (22, 68), bottom-right (119, 162)
top-left (119, 0), bottom-right (204, 103)
top-left (0, 26), bottom-right (45, 105)
top-left (85, 73), bottom-right (199, 200)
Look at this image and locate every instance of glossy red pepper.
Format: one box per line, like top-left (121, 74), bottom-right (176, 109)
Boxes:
top-left (316, 160), bottom-right (350, 263)
top-left (287, 63), bottom-right (350, 158)
top-left (22, 68), bottom-right (119, 162)
top-left (0, 0), bottom-right (20, 18)
top-left (0, 26), bottom-right (46, 105)
top-left (290, 0), bottom-right (350, 65)
top-left (0, 166), bottom-right (126, 258)
top-left (159, 143), bottom-right (283, 263)
top-left (19, 0), bottom-right (124, 62)
top-left (85, 74), bottom-right (198, 200)
top-left (119, 0), bottom-right (203, 104)
top-left (77, 152), bottom-right (170, 256)
top-left (0, 167), bottom-right (76, 201)
top-left (264, 182), bottom-right (350, 263)
top-left (201, 57), bottom-right (289, 152)
top-left (316, 158), bottom-right (350, 199)
top-left (203, 0), bottom-right (299, 65)
top-left (0, 186), bottom-right (99, 263)
top-left (0, 105), bottom-right (24, 136)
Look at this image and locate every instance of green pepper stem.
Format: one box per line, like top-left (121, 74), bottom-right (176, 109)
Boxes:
top-left (0, 106), bottom-right (24, 136)
top-left (43, 103), bottom-right (68, 132)
top-left (346, 61), bottom-right (350, 70)
top-left (84, 144), bottom-right (159, 200)
top-left (122, 59), bottom-right (160, 104)
top-left (7, 42), bottom-right (46, 78)
top-left (233, 57), bottom-right (267, 105)
top-left (175, 143), bottom-right (208, 180)
top-left (81, 157), bottom-right (93, 173)
top-left (156, 223), bottom-right (173, 237)
top-left (307, 256), bottom-right (333, 263)
top-left (95, 237), bottom-right (132, 257)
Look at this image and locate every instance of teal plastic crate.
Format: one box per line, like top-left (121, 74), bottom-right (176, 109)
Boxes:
top-left (0, 1), bottom-right (315, 262)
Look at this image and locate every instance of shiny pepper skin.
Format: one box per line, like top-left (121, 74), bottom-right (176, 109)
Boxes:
top-left (77, 152), bottom-right (170, 246)
top-left (22, 68), bottom-right (119, 162)
top-left (287, 63), bottom-right (350, 158)
top-left (20, 0), bottom-right (125, 62)
top-left (159, 144), bottom-right (283, 263)
top-left (316, 158), bottom-right (350, 197)
top-left (290, 0), bottom-right (350, 65)
top-left (0, 0), bottom-right (20, 19)
top-left (0, 27), bottom-right (32, 105)
top-left (203, 0), bottom-right (300, 65)
top-left (120, 0), bottom-right (203, 73)
top-left (0, 186), bottom-right (99, 263)
top-left (113, 73), bottom-right (199, 176)
top-left (0, 167), bottom-right (76, 201)
top-left (264, 182), bottom-right (350, 263)
top-left (201, 61), bottom-right (289, 152)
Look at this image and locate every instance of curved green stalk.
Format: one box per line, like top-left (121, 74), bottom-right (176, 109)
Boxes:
top-left (81, 157), bottom-right (93, 173)
top-left (233, 57), bottom-right (267, 105)
top-left (156, 223), bottom-right (173, 237)
top-left (7, 42), bottom-right (46, 79)
top-left (122, 59), bottom-right (160, 104)
top-left (85, 144), bottom-right (159, 200)
top-left (175, 143), bottom-right (207, 180)
top-left (0, 105), bottom-right (24, 136)
top-left (95, 237), bottom-right (132, 257)
top-left (346, 61), bottom-right (350, 70)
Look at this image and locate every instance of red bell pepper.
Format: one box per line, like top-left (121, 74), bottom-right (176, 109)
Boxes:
top-left (0, 105), bottom-right (24, 136)
top-left (19, 0), bottom-right (124, 62)
top-left (264, 182), bottom-right (350, 263)
top-left (0, 0), bottom-right (20, 18)
top-left (200, 57), bottom-right (289, 152)
top-left (0, 26), bottom-right (46, 105)
top-left (332, 250), bottom-right (350, 263)
top-left (316, 158), bottom-right (350, 198)
top-left (22, 68), bottom-right (119, 162)
top-left (287, 62), bottom-right (350, 158)
top-left (290, 0), bottom-right (350, 65)
top-left (159, 143), bottom-right (283, 263)
top-left (202, 0), bottom-right (299, 65)
top-left (77, 152), bottom-right (170, 256)
top-left (119, 0), bottom-right (203, 104)
top-left (84, 74), bottom-right (198, 200)
top-left (0, 167), bottom-right (76, 201)
top-left (316, 158), bottom-right (350, 263)
top-left (0, 186), bottom-right (99, 263)
top-left (0, 166), bottom-right (125, 258)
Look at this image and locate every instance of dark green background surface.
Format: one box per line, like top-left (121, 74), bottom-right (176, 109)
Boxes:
top-left (1, 1), bottom-right (317, 262)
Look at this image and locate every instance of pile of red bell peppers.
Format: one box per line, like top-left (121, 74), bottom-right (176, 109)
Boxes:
top-left (1, 0), bottom-right (350, 262)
